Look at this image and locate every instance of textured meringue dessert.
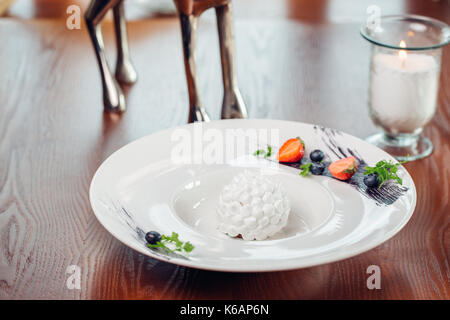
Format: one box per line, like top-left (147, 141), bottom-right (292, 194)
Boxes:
top-left (216, 171), bottom-right (291, 240)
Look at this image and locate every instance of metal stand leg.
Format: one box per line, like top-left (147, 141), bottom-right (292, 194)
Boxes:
top-left (113, 0), bottom-right (138, 84)
top-left (178, 12), bottom-right (210, 123)
top-left (85, 0), bottom-right (126, 112)
top-left (216, 2), bottom-right (247, 119)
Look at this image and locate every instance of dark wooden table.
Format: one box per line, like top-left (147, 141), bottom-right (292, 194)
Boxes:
top-left (0, 0), bottom-right (448, 299)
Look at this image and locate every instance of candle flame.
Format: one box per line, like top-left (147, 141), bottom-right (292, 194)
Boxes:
top-left (398, 40), bottom-right (407, 60)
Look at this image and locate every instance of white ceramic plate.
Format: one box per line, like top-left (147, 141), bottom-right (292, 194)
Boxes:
top-left (89, 119), bottom-right (416, 272)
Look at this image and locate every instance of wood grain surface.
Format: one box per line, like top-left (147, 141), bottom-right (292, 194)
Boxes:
top-left (0, 0), bottom-right (448, 299)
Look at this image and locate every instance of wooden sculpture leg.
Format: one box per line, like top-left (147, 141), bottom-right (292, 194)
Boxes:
top-left (113, 1), bottom-right (137, 84)
top-left (216, 2), bottom-right (247, 119)
top-left (85, 0), bottom-right (126, 112)
top-left (178, 12), bottom-right (211, 123)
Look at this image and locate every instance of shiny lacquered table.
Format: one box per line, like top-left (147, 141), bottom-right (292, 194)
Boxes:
top-left (0, 0), bottom-right (448, 299)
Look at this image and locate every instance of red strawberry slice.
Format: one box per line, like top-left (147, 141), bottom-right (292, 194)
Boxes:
top-left (329, 156), bottom-right (358, 180)
top-left (277, 137), bottom-right (305, 163)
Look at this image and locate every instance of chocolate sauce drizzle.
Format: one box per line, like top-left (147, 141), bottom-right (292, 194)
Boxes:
top-left (276, 126), bottom-right (408, 206)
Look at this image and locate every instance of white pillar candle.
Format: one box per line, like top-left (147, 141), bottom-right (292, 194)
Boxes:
top-left (369, 49), bottom-right (440, 134)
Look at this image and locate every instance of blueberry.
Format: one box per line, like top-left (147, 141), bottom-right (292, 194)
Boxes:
top-left (145, 231), bottom-right (162, 244)
top-left (310, 162), bottom-right (325, 175)
top-left (364, 173), bottom-right (379, 188)
top-left (310, 149), bottom-right (324, 162)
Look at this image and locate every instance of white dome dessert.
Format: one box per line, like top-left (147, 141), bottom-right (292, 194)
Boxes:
top-left (217, 171), bottom-right (290, 240)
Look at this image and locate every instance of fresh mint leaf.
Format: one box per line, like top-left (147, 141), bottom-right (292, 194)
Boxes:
top-left (254, 145), bottom-right (272, 158)
top-left (253, 149), bottom-right (266, 156)
top-left (364, 159), bottom-right (408, 189)
top-left (265, 146), bottom-right (272, 158)
top-left (183, 242), bottom-right (194, 253)
top-left (299, 162), bottom-right (312, 177)
top-left (148, 232), bottom-right (194, 254)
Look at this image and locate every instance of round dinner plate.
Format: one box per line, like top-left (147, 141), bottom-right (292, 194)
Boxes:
top-left (89, 119), bottom-right (416, 272)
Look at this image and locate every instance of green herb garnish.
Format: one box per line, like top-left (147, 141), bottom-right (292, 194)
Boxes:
top-left (254, 149), bottom-right (265, 156)
top-left (266, 146), bottom-right (272, 158)
top-left (148, 232), bottom-right (194, 253)
top-left (253, 145), bottom-right (272, 158)
top-left (299, 162), bottom-right (312, 177)
top-left (364, 159), bottom-right (408, 189)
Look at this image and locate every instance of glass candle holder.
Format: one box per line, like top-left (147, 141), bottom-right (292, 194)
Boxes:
top-left (361, 15), bottom-right (449, 161)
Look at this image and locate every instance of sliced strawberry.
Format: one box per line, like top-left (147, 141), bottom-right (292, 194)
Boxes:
top-left (277, 137), bottom-right (305, 163)
top-left (328, 156), bottom-right (358, 180)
